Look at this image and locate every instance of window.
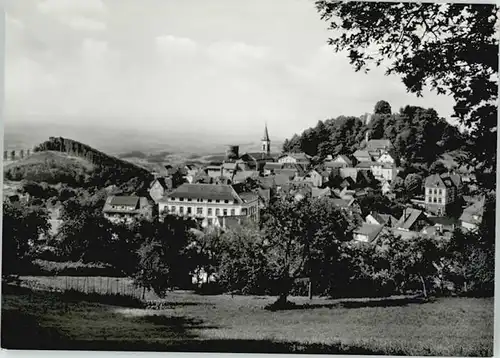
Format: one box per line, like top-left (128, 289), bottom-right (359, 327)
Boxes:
top-left (224, 200), bottom-right (229, 203)
top-left (215, 208), bottom-right (220, 216)
top-left (187, 207), bottom-right (192, 214)
top-left (231, 209), bottom-right (235, 216)
top-left (180, 198), bottom-right (184, 202)
top-left (438, 189), bottom-right (442, 195)
top-left (208, 218), bottom-right (213, 225)
top-left (171, 206), bottom-right (175, 212)
top-left (223, 209), bottom-right (228, 216)
top-left (208, 199), bottom-right (213, 203)
top-left (187, 198), bottom-right (192, 202)
top-left (438, 198), bottom-right (442, 204)
top-left (216, 200), bottom-right (220, 203)
top-left (179, 206), bottom-right (184, 214)
top-left (197, 207), bottom-right (203, 215)
top-left (433, 198), bottom-right (437, 203)
top-left (208, 208), bottom-right (213, 216)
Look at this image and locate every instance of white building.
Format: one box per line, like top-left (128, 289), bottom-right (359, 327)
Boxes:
top-left (158, 183), bottom-right (259, 227)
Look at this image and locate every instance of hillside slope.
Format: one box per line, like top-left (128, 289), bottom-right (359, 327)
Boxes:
top-left (4, 137), bottom-right (154, 195)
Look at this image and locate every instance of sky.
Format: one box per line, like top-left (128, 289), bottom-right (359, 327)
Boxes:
top-left (5, 0), bottom-right (456, 141)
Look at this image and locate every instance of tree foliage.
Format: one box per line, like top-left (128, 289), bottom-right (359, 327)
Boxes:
top-left (264, 193), bottom-right (358, 304)
top-left (316, 1), bottom-right (498, 189)
top-left (2, 201), bottom-right (50, 276)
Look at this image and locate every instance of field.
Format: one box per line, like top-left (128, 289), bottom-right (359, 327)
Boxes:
top-left (2, 279), bottom-right (493, 355)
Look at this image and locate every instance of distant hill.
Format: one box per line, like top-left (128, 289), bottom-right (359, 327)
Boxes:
top-left (4, 137), bottom-right (154, 196)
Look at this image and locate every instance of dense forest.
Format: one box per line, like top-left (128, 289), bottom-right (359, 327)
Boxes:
top-left (5, 137), bottom-right (154, 197)
top-left (283, 101), bottom-right (465, 169)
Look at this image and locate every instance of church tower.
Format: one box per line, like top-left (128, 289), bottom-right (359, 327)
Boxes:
top-left (261, 123), bottom-right (271, 156)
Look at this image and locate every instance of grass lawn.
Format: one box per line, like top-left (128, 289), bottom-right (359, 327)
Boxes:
top-left (1, 283), bottom-right (493, 355)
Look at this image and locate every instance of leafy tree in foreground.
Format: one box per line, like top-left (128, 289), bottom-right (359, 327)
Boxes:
top-left (133, 215), bottom-right (195, 297)
top-left (2, 201), bottom-right (50, 277)
top-left (316, 1), bottom-right (498, 190)
top-left (264, 193), bottom-right (358, 306)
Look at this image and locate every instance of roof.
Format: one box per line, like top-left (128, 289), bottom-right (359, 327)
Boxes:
top-left (356, 161), bottom-right (376, 168)
top-left (232, 170), bottom-right (258, 183)
top-left (241, 152), bottom-right (276, 162)
top-left (354, 223), bottom-right (384, 242)
top-left (166, 183), bottom-right (241, 202)
top-left (274, 174), bottom-right (293, 187)
top-left (258, 176), bottom-right (277, 189)
top-left (336, 155), bottom-right (354, 166)
top-left (238, 192), bottom-right (259, 203)
top-left (353, 150), bottom-right (371, 158)
top-left (264, 162), bottom-right (284, 170)
top-left (262, 124), bottom-right (270, 141)
top-left (311, 187), bottom-right (331, 198)
top-left (109, 196), bottom-right (139, 207)
top-left (275, 168), bottom-right (297, 178)
top-left (325, 161), bottom-right (347, 168)
top-left (331, 198), bottom-right (353, 208)
top-left (206, 165), bottom-right (222, 171)
top-left (222, 162), bottom-right (237, 170)
top-left (425, 173), bottom-right (458, 189)
top-left (103, 196), bottom-right (149, 214)
top-left (368, 212), bottom-right (397, 227)
top-left (278, 152), bottom-right (309, 161)
top-left (459, 197), bottom-right (485, 225)
top-left (150, 177), bottom-right (170, 190)
top-left (366, 139), bottom-right (392, 151)
top-left (395, 208), bottom-right (425, 230)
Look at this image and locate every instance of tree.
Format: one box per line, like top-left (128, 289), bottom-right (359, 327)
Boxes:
top-left (2, 201), bottom-right (50, 277)
top-left (429, 161), bottom-right (448, 175)
top-left (316, 2), bottom-right (498, 189)
top-left (404, 173), bottom-right (423, 196)
top-left (133, 215), bottom-right (195, 297)
top-left (374, 100), bottom-right (392, 115)
top-left (263, 193), bottom-right (358, 306)
top-left (215, 223), bottom-right (271, 295)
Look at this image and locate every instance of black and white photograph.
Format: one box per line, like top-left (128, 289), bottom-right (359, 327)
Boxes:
top-left (1, 0), bottom-right (497, 355)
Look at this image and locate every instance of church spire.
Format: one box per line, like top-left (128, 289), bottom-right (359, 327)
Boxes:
top-left (261, 123), bottom-right (271, 155)
top-left (262, 123), bottom-right (270, 142)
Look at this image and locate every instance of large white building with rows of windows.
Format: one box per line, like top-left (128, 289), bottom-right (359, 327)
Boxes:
top-left (158, 183), bottom-right (259, 227)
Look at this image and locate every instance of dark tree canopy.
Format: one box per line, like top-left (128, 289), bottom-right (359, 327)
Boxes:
top-left (374, 100), bottom-right (392, 115)
top-left (316, 1), bottom-right (498, 189)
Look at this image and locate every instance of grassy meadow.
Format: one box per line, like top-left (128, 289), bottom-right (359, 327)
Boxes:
top-left (1, 280), bottom-right (493, 355)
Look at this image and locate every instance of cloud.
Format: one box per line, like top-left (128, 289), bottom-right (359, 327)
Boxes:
top-left (155, 35), bottom-right (198, 55)
top-left (37, 0), bottom-right (106, 15)
top-left (207, 41), bottom-right (271, 68)
top-left (63, 16), bottom-right (106, 31)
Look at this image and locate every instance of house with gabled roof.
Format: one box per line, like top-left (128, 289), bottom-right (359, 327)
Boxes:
top-left (263, 162), bottom-right (284, 176)
top-left (158, 183), bottom-right (259, 227)
top-left (354, 223), bottom-right (385, 243)
top-left (366, 139), bottom-right (392, 152)
top-left (103, 196), bottom-right (153, 224)
top-left (424, 173), bottom-right (461, 215)
top-left (391, 207), bottom-right (432, 239)
top-left (366, 212), bottom-right (398, 227)
top-left (149, 177), bottom-right (173, 203)
top-left (278, 152), bottom-right (310, 165)
top-left (353, 150), bottom-right (372, 163)
top-left (459, 197), bottom-right (485, 231)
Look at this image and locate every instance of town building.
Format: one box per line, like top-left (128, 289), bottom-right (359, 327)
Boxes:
top-left (392, 207), bottom-right (431, 239)
top-left (148, 177), bottom-right (173, 203)
top-left (263, 162), bottom-right (284, 176)
top-left (459, 197), bottom-right (485, 231)
top-left (158, 183), bottom-right (259, 228)
top-left (354, 223), bottom-right (385, 243)
top-left (102, 196), bottom-right (153, 224)
top-left (277, 152), bottom-right (310, 165)
top-left (424, 173), bottom-right (461, 215)
top-left (366, 212), bottom-right (398, 227)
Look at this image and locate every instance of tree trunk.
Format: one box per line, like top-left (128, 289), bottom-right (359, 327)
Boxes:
top-left (419, 275), bottom-right (427, 298)
top-left (308, 279), bottom-right (313, 300)
top-left (142, 286), bottom-right (146, 300)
